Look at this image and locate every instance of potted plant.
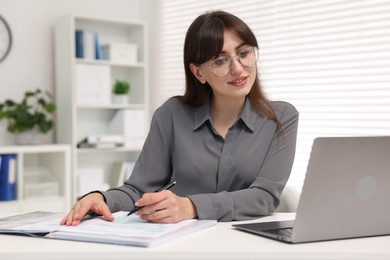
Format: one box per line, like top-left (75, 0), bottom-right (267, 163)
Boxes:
top-left (112, 79), bottom-right (130, 104)
top-left (0, 88), bottom-right (56, 144)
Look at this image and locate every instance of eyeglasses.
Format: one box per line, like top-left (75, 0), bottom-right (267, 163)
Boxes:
top-left (207, 46), bottom-right (259, 77)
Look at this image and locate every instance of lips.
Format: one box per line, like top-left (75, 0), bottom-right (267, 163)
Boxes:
top-left (228, 76), bottom-right (248, 87)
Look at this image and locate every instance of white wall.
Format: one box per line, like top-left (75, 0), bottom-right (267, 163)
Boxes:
top-left (139, 0), bottom-right (161, 115)
top-left (0, 0), bottom-right (144, 145)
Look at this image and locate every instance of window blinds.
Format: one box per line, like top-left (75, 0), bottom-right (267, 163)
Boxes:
top-left (157, 0), bottom-right (390, 190)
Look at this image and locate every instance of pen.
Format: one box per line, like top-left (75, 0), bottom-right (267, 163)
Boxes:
top-left (127, 181), bottom-right (176, 216)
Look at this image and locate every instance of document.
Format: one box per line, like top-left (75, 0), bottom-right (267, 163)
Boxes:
top-left (0, 211), bottom-right (216, 247)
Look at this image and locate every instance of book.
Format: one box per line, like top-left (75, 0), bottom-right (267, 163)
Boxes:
top-left (84, 135), bottom-right (125, 145)
top-left (75, 30), bottom-right (95, 59)
top-left (0, 211), bottom-right (217, 247)
top-left (95, 32), bottom-right (103, 60)
top-left (75, 30), bottom-right (84, 58)
top-left (77, 140), bottom-right (122, 149)
top-left (0, 154), bottom-right (17, 201)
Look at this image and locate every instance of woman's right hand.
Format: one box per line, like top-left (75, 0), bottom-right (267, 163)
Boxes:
top-left (60, 192), bottom-right (114, 226)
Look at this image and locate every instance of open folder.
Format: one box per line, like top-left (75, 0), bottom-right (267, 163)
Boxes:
top-left (0, 211), bottom-right (216, 247)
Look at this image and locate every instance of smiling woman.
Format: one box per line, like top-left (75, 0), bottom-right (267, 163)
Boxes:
top-left (61, 10), bottom-right (299, 226)
top-left (0, 15), bottom-right (12, 63)
top-left (157, 0), bottom-right (390, 191)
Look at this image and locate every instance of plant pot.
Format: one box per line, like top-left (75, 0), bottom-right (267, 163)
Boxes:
top-left (112, 94), bottom-right (129, 104)
top-left (14, 127), bottom-right (45, 145)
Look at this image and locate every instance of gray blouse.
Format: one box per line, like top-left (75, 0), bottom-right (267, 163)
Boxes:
top-left (102, 97), bottom-right (299, 222)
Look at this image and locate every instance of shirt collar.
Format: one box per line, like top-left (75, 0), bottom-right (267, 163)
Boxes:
top-left (194, 96), bottom-right (257, 132)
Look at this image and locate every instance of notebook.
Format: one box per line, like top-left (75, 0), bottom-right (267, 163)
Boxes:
top-left (233, 136), bottom-right (390, 243)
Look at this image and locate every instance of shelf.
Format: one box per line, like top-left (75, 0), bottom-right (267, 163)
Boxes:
top-left (76, 104), bottom-right (145, 110)
top-left (55, 14), bottom-right (149, 201)
top-left (75, 58), bottom-right (145, 68)
top-left (77, 147), bottom-right (142, 154)
top-left (0, 144), bottom-right (71, 154)
top-left (0, 144), bottom-right (71, 215)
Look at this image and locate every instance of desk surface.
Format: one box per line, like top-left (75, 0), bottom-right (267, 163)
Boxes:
top-left (1, 213), bottom-right (389, 260)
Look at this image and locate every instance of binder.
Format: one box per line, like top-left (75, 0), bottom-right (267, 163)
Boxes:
top-left (0, 154), bottom-right (17, 201)
top-left (75, 30), bottom-right (84, 58)
top-left (95, 32), bottom-right (103, 60)
top-left (75, 30), bottom-right (96, 59)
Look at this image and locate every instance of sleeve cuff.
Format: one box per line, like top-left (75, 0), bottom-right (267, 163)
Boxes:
top-left (78, 190), bottom-right (107, 203)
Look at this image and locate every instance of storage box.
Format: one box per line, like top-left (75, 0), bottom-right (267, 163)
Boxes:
top-left (23, 167), bottom-right (59, 199)
top-left (75, 64), bottom-right (111, 105)
top-left (102, 43), bottom-right (138, 64)
top-left (108, 109), bottom-right (147, 149)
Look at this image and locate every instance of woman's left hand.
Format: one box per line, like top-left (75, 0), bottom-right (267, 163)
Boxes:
top-left (134, 190), bottom-right (197, 223)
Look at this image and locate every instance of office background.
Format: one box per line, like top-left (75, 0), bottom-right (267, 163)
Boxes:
top-left (1, 0), bottom-right (390, 191)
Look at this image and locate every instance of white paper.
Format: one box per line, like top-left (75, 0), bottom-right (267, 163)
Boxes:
top-left (1, 211), bottom-right (217, 247)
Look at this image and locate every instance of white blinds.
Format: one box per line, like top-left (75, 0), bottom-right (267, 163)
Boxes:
top-left (156, 0), bottom-right (390, 190)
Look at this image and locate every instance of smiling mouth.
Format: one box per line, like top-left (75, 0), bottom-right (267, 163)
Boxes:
top-left (229, 76), bottom-right (248, 86)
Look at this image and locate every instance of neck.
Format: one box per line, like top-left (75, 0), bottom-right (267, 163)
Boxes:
top-left (210, 96), bottom-right (245, 125)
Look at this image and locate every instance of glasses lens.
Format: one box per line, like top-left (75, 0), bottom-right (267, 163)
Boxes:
top-left (209, 46), bottom-right (258, 77)
top-left (239, 46), bottom-right (257, 67)
top-left (210, 56), bottom-right (231, 77)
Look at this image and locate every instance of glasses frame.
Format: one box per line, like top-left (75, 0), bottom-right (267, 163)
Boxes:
top-left (207, 46), bottom-right (259, 77)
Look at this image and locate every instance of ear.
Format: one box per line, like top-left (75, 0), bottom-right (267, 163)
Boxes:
top-left (189, 63), bottom-right (207, 84)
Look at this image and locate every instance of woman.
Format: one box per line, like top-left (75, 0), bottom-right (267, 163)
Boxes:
top-left (61, 10), bottom-right (299, 225)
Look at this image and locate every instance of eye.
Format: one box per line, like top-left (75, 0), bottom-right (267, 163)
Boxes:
top-left (238, 49), bottom-right (250, 58)
top-left (213, 56), bottom-right (230, 66)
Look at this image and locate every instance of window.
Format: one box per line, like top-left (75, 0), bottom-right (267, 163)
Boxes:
top-left (156, 0), bottom-right (390, 190)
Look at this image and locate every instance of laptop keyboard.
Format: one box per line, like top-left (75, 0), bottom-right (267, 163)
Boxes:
top-left (264, 227), bottom-right (293, 237)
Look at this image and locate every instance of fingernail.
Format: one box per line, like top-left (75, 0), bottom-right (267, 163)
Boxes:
top-left (135, 201), bottom-right (140, 206)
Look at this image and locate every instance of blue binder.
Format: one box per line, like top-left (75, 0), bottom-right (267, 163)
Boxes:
top-left (95, 32), bottom-right (103, 60)
top-left (0, 154), bottom-right (17, 201)
top-left (75, 30), bottom-right (84, 58)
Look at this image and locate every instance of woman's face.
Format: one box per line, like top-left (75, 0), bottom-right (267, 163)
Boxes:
top-left (190, 29), bottom-right (257, 104)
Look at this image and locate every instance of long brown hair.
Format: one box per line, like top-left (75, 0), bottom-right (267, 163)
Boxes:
top-left (177, 10), bottom-right (281, 130)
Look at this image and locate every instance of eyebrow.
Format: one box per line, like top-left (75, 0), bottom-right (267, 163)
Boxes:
top-left (218, 43), bottom-right (248, 56)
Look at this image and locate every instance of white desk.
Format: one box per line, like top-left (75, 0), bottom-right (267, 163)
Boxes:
top-left (1, 213), bottom-right (389, 260)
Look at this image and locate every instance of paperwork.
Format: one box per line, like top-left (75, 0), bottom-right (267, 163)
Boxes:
top-left (0, 211), bottom-right (216, 247)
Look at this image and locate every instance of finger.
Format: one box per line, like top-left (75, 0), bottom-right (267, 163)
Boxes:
top-left (137, 197), bottom-right (170, 215)
top-left (141, 210), bottom-right (180, 224)
top-left (75, 204), bottom-right (92, 221)
top-left (100, 203), bottom-right (114, 222)
top-left (137, 190), bottom-right (172, 207)
top-left (136, 193), bottom-right (158, 207)
top-left (139, 208), bottom-right (167, 221)
top-left (64, 210), bottom-right (77, 226)
top-left (68, 201), bottom-right (90, 226)
top-left (138, 201), bottom-right (177, 221)
top-left (60, 211), bottom-right (72, 225)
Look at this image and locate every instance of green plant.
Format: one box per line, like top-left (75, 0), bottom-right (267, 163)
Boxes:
top-left (113, 80), bottom-right (130, 95)
top-left (0, 88), bottom-right (56, 134)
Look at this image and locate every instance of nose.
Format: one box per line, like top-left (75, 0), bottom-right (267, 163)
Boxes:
top-left (230, 57), bottom-right (243, 75)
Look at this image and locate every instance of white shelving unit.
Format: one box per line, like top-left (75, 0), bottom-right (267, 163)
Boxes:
top-left (0, 145), bottom-right (71, 216)
top-left (54, 14), bottom-right (149, 202)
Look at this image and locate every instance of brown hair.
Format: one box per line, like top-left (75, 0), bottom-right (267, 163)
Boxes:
top-left (177, 10), bottom-right (281, 130)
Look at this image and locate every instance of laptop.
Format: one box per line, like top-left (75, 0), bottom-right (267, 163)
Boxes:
top-left (233, 136), bottom-right (390, 243)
